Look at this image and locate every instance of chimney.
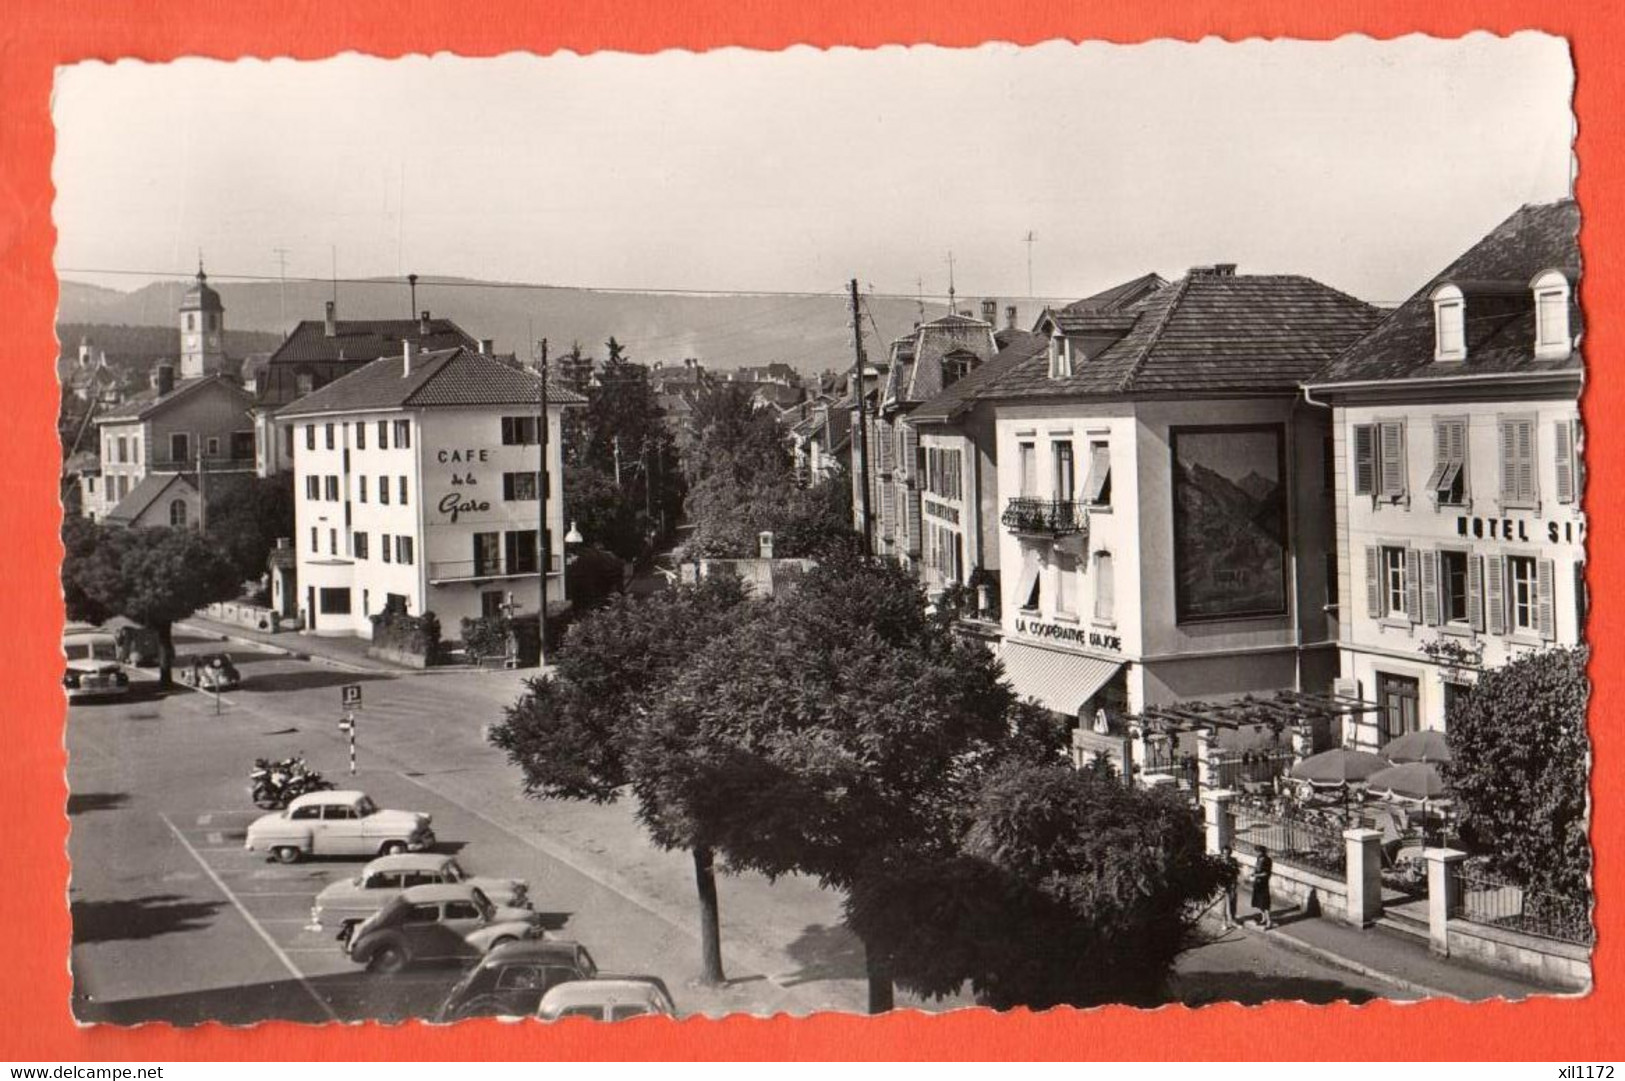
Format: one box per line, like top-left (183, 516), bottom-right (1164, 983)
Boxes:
top-left (1006, 305), bottom-right (1018, 331)
top-left (478, 339), bottom-right (493, 355)
top-left (1213, 263), bottom-right (1237, 277)
top-left (981, 298), bottom-right (998, 324)
top-left (403, 340), bottom-right (415, 377)
top-left (154, 363), bottom-right (175, 397)
top-left (419, 310), bottom-right (432, 337)
top-left (324, 301), bottom-right (337, 337)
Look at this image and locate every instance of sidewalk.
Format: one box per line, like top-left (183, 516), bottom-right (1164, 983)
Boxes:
top-left (1231, 909), bottom-right (1577, 1001)
top-left (178, 614), bottom-right (418, 675)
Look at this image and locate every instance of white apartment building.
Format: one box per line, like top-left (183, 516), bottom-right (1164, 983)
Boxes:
top-left (979, 267), bottom-right (1380, 731)
top-left (277, 343), bottom-right (584, 636)
top-left (1306, 199), bottom-right (1584, 748)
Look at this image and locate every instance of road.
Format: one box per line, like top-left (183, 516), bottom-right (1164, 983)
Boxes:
top-left (66, 632), bottom-right (1411, 1024)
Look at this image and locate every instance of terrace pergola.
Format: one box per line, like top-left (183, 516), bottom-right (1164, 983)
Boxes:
top-left (1135, 689), bottom-right (1382, 736)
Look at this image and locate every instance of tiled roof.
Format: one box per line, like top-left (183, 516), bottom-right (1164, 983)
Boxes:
top-left (886, 313), bottom-right (1000, 407)
top-left (97, 374), bottom-right (253, 422)
top-left (1058, 272), bottom-right (1169, 315)
top-left (277, 347), bottom-right (587, 418)
top-left (987, 272), bottom-right (1381, 400)
top-left (1310, 200), bottom-right (1582, 385)
top-left (909, 330), bottom-right (1049, 423)
top-left (267, 318), bottom-right (477, 366)
top-left (106, 472), bottom-right (197, 525)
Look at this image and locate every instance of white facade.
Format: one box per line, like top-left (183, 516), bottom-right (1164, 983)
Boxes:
top-left (1328, 388), bottom-right (1584, 747)
top-left (289, 406), bottom-right (568, 637)
top-left (992, 398), bottom-right (1338, 727)
top-left (917, 429), bottom-right (977, 592)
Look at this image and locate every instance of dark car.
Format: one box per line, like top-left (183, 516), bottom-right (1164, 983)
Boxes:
top-left (433, 940), bottom-right (600, 1022)
top-left (178, 652), bottom-right (242, 690)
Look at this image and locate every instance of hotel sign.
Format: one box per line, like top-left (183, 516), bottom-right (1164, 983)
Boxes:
top-left (1014, 616), bottom-right (1122, 653)
top-left (1454, 514), bottom-right (1585, 546)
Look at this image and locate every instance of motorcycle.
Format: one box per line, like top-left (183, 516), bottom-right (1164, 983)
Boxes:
top-left (250, 755), bottom-right (334, 809)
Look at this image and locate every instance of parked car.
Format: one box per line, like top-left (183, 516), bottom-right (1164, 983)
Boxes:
top-left (63, 626), bottom-right (131, 701)
top-left (432, 941), bottom-right (600, 1021)
top-left (105, 619), bottom-right (162, 667)
top-left (536, 977), bottom-right (678, 1021)
top-left (177, 652), bottom-right (241, 690)
top-left (344, 883), bottom-right (544, 974)
top-left (312, 853), bottom-right (531, 934)
top-left (244, 790), bottom-right (434, 863)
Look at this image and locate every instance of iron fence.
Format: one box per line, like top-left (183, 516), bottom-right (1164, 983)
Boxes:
top-left (1452, 869), bottom-right (1594, 947)
top-left (1000, 497), bottom-right (1088, 536)
top-left (1230, 803), bottom-right (1347, 878)
top-left (1212, 750), bottom-right (1294, 793)
top-left (1140, 758), bottom-right (1199, 794)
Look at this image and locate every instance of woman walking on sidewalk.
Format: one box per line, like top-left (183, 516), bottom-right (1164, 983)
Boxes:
top-left (1251, 846), bottom-right (1274, 929)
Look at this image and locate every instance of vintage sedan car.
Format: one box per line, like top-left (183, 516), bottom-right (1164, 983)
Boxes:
top-left (244, 790), bottom-right (434, 864)
top-left (312, 853), bottom-right (530, 933)
top-left (432, 941), bottom-right (599, 1022)
top-left (344, 884), bottom-right (544, 974)
top-left (177, 652), bottom-right (242, 691)
top-left (63, 627), bottom-right (131, 701)
top-left (536, 977), bottom-right (677, 1021)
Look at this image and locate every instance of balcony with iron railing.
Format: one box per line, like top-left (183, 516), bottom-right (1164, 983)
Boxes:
top-left (428, 553), bottom-right (561, 583)
top-left (1001, 497), bottom-right (1089, 537)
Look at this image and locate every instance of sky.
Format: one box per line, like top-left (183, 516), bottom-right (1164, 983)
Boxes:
top-left (52, 34), bottom-right (1574, 307)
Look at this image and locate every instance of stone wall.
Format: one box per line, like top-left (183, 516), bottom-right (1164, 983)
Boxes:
top-left (1445, 919), bottom-right (1592, 991)
top-left (203, 601), bottom-right (284, 633)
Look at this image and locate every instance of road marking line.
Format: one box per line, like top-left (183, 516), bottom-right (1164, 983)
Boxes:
top-left (196, 814), bottom-right (213, 826)
top-left (232, 891), bottom-right (318, 897)
top-left (205, 831), bottom-right (225, 844)
top-left (158, 812), bottom-right (341, 1023)
top-left (191, 846), bottom-right (251, 853)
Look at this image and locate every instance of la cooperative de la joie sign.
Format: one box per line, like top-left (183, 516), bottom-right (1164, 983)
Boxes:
top-left (1014, 616), bottom-right (1123, 653)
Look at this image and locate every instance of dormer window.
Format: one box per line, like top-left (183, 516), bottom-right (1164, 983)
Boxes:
top-left (1431, 283), bottom-right (1466, 362)
top-left (1531, 269), bottom-right (1573, 360)
top-left (1049, 335), bottom-right (1073, 379)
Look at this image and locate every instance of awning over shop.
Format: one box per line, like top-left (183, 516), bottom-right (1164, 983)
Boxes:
top-left (1000, 640), bottom-right (1122, 717)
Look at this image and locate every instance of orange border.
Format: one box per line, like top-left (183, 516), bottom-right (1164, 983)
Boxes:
top-left (3, 0), bottom-right (1619, 1061)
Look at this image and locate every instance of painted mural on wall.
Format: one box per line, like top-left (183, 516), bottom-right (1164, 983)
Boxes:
top-left (1170, 424), bottom-right (1287, 622)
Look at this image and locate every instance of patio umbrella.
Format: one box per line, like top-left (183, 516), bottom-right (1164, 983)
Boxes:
top-left (1382, 729), bottom-right (1453, 766)
top-left (1367, 761), bottom-right (1450, 847)
top-left (1367, 762), bottom-right (1448, 802)
top-left (1289, 747), bottom-right (1390, 786)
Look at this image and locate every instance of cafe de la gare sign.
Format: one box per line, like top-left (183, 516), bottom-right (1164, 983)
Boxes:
top-left (1014, 615), bottom-right (1122, 653)
top-left (434, 446), bottom-right (493, 524)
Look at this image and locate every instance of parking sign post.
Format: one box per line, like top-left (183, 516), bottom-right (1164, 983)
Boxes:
top-left (340, 685), bottom-right (362, 775)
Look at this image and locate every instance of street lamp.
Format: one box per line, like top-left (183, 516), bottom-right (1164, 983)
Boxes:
top-left (565, 521), bottom-right (584, 546)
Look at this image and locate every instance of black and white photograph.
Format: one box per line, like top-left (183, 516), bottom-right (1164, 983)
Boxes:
top-left (53, 34), bottom-right (1589, 1027)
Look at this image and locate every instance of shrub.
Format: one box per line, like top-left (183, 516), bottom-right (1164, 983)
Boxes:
top-left (370, 607), bottom-right (442, 663)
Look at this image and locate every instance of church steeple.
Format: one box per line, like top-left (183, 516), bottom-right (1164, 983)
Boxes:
top-left (179, 259), bottom-right (226, 378)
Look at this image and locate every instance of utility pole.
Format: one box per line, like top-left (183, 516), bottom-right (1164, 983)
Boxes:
top-left (850, 278), bottom-right (873, 554)
top-left (272, 247), bottom-right (290, 328)
top-left (537, 337), bottom-right (549, 664)
top-left (1023, 230), bottom-right (1038, 298)
top-left (408, 273), bottom-right (419, 323)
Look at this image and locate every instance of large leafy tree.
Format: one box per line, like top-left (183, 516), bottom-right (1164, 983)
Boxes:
top-left (487, 576), bottom-right (756, 984)
top-left (643, 553), bottom-right (1042, 1011)
top-left (1446, 646), bottom-right (1591, 900)
top-left (204, 474), bottom-right (296, 584)
top-left (847, 760), bottom-right (1230, 1009)
top-left (63, 521), bottom-right (245, 686)
top-left (681, 381), bottom-right (855, 558)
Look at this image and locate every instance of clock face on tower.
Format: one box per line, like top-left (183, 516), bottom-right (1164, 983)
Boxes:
top-left (184, 333), bottom-right (200, 353)
top-left (206, 333), bottom-right (221, 351)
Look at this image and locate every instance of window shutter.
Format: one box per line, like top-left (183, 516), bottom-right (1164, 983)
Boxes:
top-left (1467, 551), bottom-right (1484, 632)
top-left (1404, 547), bottom-right (1421, 623)
top-left (1364, 546), bottom-right (1382, 618)
top-left (1554, 420), bottom-right (1575, 504)
top-left (1498, 420), bottom-right (1516, 502)
top-left (1537, 559), bottom-right (1556, 640)
top-left (903, 425), bottom-right (919, 484)
top-left (1379, 421), bottom-right (1406, 498)
top-left (1515, 419), bottom-right (1535, 502)
top-left (1420, 550), bottom-right (1440, 626)
top-left (1352, 425), bottom-right (1374, 495)
top-left (1426, 423), bottom-right (1451, 493)
top-left (881, 480), bottom-right (896, 539)
top-left (906, 489), bottom-right (922, 556)
top-left (1485, 556), bottom-right (1506, 636)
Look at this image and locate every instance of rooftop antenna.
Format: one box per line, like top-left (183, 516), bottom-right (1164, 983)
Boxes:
top-left (946, 251), bottom-right (957, 315)
top-left (1023, 231), bottom-right (1038, 298)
